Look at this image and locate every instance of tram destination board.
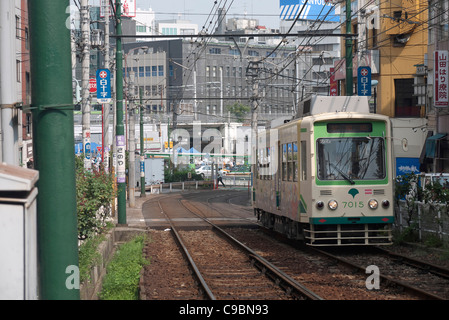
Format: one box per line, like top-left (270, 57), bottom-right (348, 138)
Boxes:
top-left (327, 123), bottom-right (373, 133)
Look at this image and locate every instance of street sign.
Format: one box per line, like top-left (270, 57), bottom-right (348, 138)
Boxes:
top-left (357, 66), bottom-right (371, 96)
top-left (434, 50), bottom-right (449, 108)
top-left (96, 69), bottom-right (111, 103)
top-left (88, 78), bottom-right (97, 93)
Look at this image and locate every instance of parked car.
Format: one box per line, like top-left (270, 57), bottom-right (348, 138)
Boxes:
top-left (195, 165), bottom-right (212, 177)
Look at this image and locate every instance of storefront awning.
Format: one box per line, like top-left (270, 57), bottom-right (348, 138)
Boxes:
top-left (425, 133), bottom-right (447, 158)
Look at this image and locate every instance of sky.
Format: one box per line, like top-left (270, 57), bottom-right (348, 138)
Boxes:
top-left (136, 0), bottom-right (282, 29)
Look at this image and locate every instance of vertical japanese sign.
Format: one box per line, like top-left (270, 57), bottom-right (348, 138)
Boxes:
top-left (96, 69), bottom-right (111, 103)
top-left (434, 50), bottom-right (449, 108)
top-left (357, 66), bottom-right (371, 96)
top-left (329, 67), bottom-right (337, 96)
top-left (116, 135), bottom-right (126, 183)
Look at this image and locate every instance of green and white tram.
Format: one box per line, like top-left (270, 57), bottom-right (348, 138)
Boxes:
top-left (254, 96), bottom-right (394, 246)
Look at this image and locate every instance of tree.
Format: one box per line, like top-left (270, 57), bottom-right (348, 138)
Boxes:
top-left (226, 103), bottom-right (250, 123)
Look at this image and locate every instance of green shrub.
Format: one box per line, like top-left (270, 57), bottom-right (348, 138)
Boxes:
top-left (75, 155), bottom-right (116, 240)
top-left (99, 235), bottom-right (149, 300)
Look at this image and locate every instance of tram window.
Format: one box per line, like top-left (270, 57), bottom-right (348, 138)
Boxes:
top-left (288, 143), bottom-right (293, 181)
top-left (282, 144), bottom-right (287, 181)
top-left (316, 137), bottom-right (386, 181)
top-left (292, 142), bottom-right (298, 182)
top-left (300, 141), bottom-right (307, 181)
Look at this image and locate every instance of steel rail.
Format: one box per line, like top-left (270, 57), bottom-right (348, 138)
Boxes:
top-left (157, 200), bottom-right (216, 300)
top-left (311, 247), bottom-right (446, 300)
top-left (180, 199), bottom-right (324, 300)
top-left (375, 246), bottom-right (449, 280)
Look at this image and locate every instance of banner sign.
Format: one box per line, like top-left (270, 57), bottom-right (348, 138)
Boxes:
top-left (434, 50), bottom-right (449, 108)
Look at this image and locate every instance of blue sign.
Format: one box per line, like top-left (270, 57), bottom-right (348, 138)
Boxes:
top-left (396, 157), bottom-right (420, 176)
top-left (357, 66), bottom-right (371, 96)
top-left (280, 0), bottom-right (339, 22)
top-left (96, 69), bottom-right (111, 103)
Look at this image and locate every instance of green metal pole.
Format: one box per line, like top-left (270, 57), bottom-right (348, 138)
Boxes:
top-left (140, 88), bottom-right (146, 196)
top-left (345, 0), bottom-right (353, 96)
top-left (29, 0), bottom-right (79, 299)
top-left (115, 0), bottom-right (127, 225)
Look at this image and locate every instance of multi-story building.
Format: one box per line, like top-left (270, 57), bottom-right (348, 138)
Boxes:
top-left (0, 0), bottom-right (31, 167)
top-left (423, 0), bottom-right (449, 172)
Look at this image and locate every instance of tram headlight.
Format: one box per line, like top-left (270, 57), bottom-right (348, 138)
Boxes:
top-left (328, 200), bottom-right (338, 210)
top-left (382, 200), bottom-right (390, 208)
top-left (368, 199), bottom-right (378, 209)
top-left (316, 201), bottom-right (324, 209)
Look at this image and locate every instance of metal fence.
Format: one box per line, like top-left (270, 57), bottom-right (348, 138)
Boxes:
top-left (395, 200), bottom-right (449, 242)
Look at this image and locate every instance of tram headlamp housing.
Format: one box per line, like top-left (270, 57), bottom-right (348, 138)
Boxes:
top-left (316, 201), bottom-right (324, 209)
top-left (368, 199), bottom-right (378, 209)
top-left (382, 200), bottom-right (390, 208)
top-left (328, 200), bottom-right (338, 210)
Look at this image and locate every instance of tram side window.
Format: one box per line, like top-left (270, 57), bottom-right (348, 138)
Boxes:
top-left (292, 142), bottom-right (298, 182)
top-left (266, 146), bottom-right (271, 180)
top-left (282, 144), bottom-right (288, 181)
top-left (283, 142), bottom-right (298, 181)
top-left (300, 141), bottom-right (307, 181)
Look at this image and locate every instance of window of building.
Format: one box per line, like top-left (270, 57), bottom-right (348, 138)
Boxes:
top-left (158, 65), bottom-right (164, 76)
top-left (152, 66), bottom-right (157, 77)
top-left (145, 66), bottom-right (151, 77)
top-left (394, 79), bottom-right (420, 117)
top-left (136, 25), bottom-right (146, 33)
top-left (16, 60), bottom-right (21, 82)
top-left (209, 48), bottom-right (221, 54)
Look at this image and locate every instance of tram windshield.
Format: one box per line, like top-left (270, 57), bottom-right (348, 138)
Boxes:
top-left (316, 137), bottom-right (386, 182)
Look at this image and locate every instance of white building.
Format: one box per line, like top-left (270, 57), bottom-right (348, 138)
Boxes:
top-left (135, 7), bottom-right (155, 41)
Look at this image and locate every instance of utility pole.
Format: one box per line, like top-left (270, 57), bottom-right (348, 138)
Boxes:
top-left (81, 0), bottom-right (91, 169)
top-left (345, 0), bottom-right (353, 96)
top-left (140, 88), bottom-right (146, 197)
top-left (29, 0), bottom-right (79, 299)
top-left (128, 71), bottom-right (136, 207)
top-left (103, 0), bottom-right (111, 172)
top-left (247, 59), bottom-right (260, 204)
top-left (115, 0), bottom-right (127, 225)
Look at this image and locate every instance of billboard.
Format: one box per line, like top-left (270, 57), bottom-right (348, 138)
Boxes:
top-left (279, 0), bottom-right (339, 22)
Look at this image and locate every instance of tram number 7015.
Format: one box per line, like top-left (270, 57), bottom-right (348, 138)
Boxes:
top-left (342, 201), bottom-right (364, 208)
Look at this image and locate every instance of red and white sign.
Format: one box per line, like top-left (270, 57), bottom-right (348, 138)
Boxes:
top-left (89, 78), bottom-right (97, 93)
top-left (434, 50), bottom-right (449, 108)
top-left (329, 67), bottom-right (337, 96)
top-left (100, 0), bottom-right (136, 18)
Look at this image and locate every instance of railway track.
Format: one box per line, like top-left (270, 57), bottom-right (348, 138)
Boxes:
top-left (143, 196), bottom-right (323, 300)
top-left (313, 246), bottom-right (449, 300)
top-left (141, 190), bottom-right (449, 300)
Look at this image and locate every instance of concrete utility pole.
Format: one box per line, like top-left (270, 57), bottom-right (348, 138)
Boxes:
top-left (103, 0), bottom-right (111, 172)
top-left (128, 71), bottom-right (136, 207)
top-left (247, 59), bottom-right (260, 204)
top-left (115, 0), bottom-right (127, 225)
top-left (29, 0), bottom-right (79, 299)
top-left (345, 0), bottom-right (353, 96)
top-left (81, 0), bottom-right (91, 169)
top-left (140, 88), bottom-right (146, 197)
top-left (0, 0), bottom-right (18, 165)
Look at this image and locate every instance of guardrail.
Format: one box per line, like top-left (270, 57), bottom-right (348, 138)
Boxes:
top-left (144, 175), bottom-right (251, 194)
